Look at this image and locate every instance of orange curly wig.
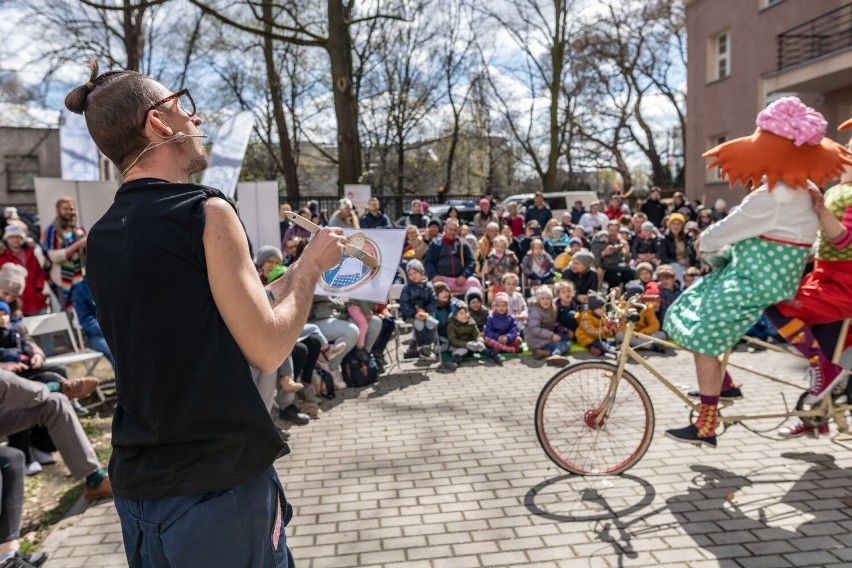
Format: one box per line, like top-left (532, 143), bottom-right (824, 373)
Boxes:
top-left (703, 129), bottom-right (852, 190)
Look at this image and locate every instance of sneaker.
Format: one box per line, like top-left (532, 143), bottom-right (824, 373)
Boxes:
top-left (665, 424), bottom-right (717, 448)
top-left (441, 359), bottom-right (458, 371)
top-left (533, 349), bottom-right (551, 360)
top-left (331, 368), bottom-right (348, 391)
top-left (804, 366), bottom-right (845, 405)
top-left (323, 341), bottom-right (347, 360)
top-left (60, 377), bottom-right (99, 399)
top-left (0, 553), bottom-right (46, 568)
top-left (451, 354), bottom-right (464, 367)
top-left (404, 345), bottom-right (419, 359)
top-left (31, 448), bottom-right (55, 466)
top-left (545, 355), bottom-right (570, 367)
top-left (485, 349), bottom-right (504, 366)
top-left (24, 461), bottom-right (42, 476)
top-left (418, 345), bottom-right (435, 360)
top-left (279, 375), bottom-right (304, 393)
top-left (687, 387), bottom-right (743, 401)
top-left (83, 477), bottom-right (113, 500)
top-left (778, 421), bottom-right (829, 439)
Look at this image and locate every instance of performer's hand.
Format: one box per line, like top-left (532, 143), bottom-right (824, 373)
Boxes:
top-left (302, 227), bottom-right (347, 274)
top-left (808, 185), bottom-right (827, 215)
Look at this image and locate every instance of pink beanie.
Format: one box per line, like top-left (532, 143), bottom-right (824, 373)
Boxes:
top-left (493, 292), bottom-right (509, 305)
top-left (756, 96), bottom-right (826, 147)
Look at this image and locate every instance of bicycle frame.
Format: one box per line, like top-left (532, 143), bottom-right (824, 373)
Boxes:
top-left (598, 319), bottom-right (852, 440)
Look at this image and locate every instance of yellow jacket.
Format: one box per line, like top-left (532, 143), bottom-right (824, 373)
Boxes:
top-left (616, 303), bottom-right (660, 336)
top-left (575, 309), bottom-right (614, 347)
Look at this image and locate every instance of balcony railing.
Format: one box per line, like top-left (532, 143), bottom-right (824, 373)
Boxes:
top-left (777, 2), bottom-right (852, 70)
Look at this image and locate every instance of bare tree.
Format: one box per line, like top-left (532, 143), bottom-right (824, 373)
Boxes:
top-left (187, 0), bottom-right (408, 194)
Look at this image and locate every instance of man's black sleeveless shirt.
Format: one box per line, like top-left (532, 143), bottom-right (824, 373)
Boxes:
top-left (86, 179), bottom-right (287, 500)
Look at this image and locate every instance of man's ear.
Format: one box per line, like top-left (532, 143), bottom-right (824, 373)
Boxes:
top-left (146, 110), bottom-right (174, 138)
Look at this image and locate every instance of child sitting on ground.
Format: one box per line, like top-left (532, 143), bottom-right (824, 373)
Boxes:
top-left (484, 292), bottom-right (523, 354)
top-left (501, 272), bottom-right (527, 329)
top-left (634, 262), bottom-right (654, 286)
top-left (562, 250), bottom-right (598, 304)
top-left (399, 259), bottom-right (439, 358)
top-left (654, 264), bottom-right (682, 325)
top-left (575, 293), bottom-right (617, 356)
top-left (525, 287), bottom-right (571, 367)
top-left (434, 281), bottom-right (463, 354)
top-left (447, 302), bottom-right (502, 369)
top-left (521, 238), bottom-right (556, 286)
top-left (554, 281), bottom-right (579, 341)
top-left (465, 288), bottom-right (489, 330)
top-left (615, 281), bottom-right (667, 352)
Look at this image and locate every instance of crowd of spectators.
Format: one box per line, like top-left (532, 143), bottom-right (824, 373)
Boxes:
top-left (273, 189), bottom-right (728, 375)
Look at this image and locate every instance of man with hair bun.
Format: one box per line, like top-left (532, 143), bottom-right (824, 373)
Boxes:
top-left (68, 59), bottom-right (347, 566)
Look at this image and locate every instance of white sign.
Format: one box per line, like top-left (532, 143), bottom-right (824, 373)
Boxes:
top-left (201, 111), bottom-right (255, 199)
top-left (236, 181), bottom-right (280, 250)
top-left (313, 229), bottom-right (405, 303)
top-left (343, 184), bottom-right (371, 213)
top-left (59, 111), bottom-right (100, 181)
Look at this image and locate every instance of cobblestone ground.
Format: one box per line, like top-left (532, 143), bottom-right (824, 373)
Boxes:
top-left (41, 342), bottom-right (852, 567)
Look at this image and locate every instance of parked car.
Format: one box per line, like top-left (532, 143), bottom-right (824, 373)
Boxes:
top-left (503, 191), bottom-right (599, 220)
top-left (427, 201), bottom-right (480, 227)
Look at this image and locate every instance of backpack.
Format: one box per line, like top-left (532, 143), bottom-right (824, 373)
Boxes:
top-left (341, 349), bottom-right (378, 387)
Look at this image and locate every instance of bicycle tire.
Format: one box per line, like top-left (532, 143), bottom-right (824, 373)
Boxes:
top-left (535, 361), bottom-right (655, 475)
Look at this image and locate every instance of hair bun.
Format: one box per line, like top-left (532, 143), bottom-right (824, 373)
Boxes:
top-left (64, 59), bottom-right (100, 115)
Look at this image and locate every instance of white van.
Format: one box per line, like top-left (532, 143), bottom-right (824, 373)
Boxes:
top-left (502, 191), bottom-right (600, 220)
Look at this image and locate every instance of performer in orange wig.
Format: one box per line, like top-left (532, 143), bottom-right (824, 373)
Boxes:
top-left (765, 117), bottom-right (852, 437)
top-left (664, 96), bottom-right (852, 448)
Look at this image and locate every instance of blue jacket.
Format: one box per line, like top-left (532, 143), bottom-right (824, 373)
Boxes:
top-left (524, 205), bottom-right (553, 227)
top-left (484, 312), bottom-right (519, 343)
top-left (424, 238), bottom-right (475, 279)
top-left (399, 280), bottom-right (437, 320)
top-left (435, 298), bottom-right (462, 339)
top-left (360, 211), bottom-right (392, 229)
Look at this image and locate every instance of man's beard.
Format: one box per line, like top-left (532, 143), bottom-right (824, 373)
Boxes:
top-left (187, 150), bottom-right (209, 177)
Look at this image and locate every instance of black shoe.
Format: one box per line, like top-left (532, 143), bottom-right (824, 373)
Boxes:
top-left (0, 551), bottom-right (47, 568)
top-left (278, 404), bottom-right (310, 425)
top-left (372, 352), bottom-right (387, 366)
top-left (442, 359), bottom-right (458, 371)
top-left (485, 349), bottom-right (504, 366)
top-left (451, 355), bottom-right (464, 367)
top-left (404, 345), bottom-right (418, 359)
top-left (665, 424), bottom-right (716, 448)
top-left (687, 387), bottom-right (743, 401)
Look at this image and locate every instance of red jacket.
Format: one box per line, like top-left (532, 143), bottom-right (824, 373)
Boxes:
top-left (0, 247), bottom-right (46, 315)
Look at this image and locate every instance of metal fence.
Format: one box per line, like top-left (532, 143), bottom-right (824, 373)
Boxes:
top-left (284, 193), bottom-right (479, 224)
top-left (777, 3), bottom-right (852, 70)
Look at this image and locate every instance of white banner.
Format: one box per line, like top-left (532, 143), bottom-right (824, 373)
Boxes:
top-left (59, 111), bottom-right (100, 181)
top-left (201, 111), bottom-right (255, 199)
top-left (314, 229), bottom-right (405, 303)
top-left (344, 184), bottom-right (371, 213)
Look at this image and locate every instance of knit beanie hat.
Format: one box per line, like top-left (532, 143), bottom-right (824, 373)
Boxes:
top-left (455, 301), bottom-right (469, 312)
top-left (433, 280), bottom-right (450, 296)
top-left (587, 293), bottom-right (605, 311)
top-left (465, 287), bottom-right (484, 305)
top-left (0, 301), bottom-right (10, 315)
top-left (623, 280), bottom-right (645, 299)
top-left (2, 225), bottom-right (26, 241)
top-left (0, 264), bottom-right (26, 295)
top-left (572, 250), bottom-right (595, 269)
top-left (407, 259), bottom-right (425, 276)
top-left (641, 221), bottom-right (655, 232)
top-left (493, 292), bottom-right (509, 305)
top-left (254, 245), bottom-right (283, 267)
top-left (667, 212), bottom-right (686, 226)
top-left (635, 262), bottom-right (654, 275)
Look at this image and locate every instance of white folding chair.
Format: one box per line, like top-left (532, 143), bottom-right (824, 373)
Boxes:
top-left (22, 313), bottom-right (112, 408)
top-left (386, 283), bottom-right (411, 370)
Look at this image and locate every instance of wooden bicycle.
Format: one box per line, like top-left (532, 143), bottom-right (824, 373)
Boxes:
top-left (534, 293), bottom-right (852, 475)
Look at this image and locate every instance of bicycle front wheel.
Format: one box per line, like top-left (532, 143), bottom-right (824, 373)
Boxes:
top-left (535, 361), bottom-right (655, 475)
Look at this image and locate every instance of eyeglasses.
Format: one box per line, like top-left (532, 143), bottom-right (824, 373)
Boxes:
top-left (141, 88), bottom-right (196, 129)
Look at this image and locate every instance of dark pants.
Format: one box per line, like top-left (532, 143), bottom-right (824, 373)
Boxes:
top-left (114, 466), bottom-right (295, 568)
top-left (0, 447), bottom-right (24, 543)
top-left (293, 336), bottom-right (321, 384)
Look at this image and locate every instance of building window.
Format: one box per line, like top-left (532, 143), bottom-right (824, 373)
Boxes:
top-left (715, 32), bottom-right (730, 80)
top-left (762, 0), bottom-right (784, 8)
top-left (707, 136), bottom-right (727, 182)
top-left (5, 156), bottom-right (38, 192)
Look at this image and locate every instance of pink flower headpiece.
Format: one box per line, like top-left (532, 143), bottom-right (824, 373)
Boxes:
top-left (756, 96), bottom-right (827, 147)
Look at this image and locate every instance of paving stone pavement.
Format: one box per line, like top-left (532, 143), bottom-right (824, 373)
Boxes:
top-left (40, 343), bottom-right (852, 567)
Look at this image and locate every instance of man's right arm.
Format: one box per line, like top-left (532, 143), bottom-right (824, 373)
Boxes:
top-left (204, 198), bottom-right (345, 373)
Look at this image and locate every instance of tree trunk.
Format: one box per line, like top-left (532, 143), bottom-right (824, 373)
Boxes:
top-left (542, 0), bottom-right (565, 194)
top-left (122, 0), bottom-right (145, 71)
top-left (327, 0), bottom-right (362, 195)
top-left (262, 0), bottom-right (300, 200)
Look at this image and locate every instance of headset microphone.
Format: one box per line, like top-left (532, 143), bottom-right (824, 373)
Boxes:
top-left (174, 132), bottom-right (208, 143)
